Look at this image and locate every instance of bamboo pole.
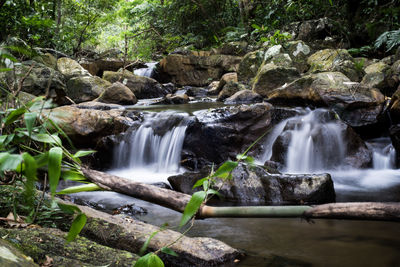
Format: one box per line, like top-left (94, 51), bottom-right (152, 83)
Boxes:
top-left (82, 168), bottom-right (400, 222)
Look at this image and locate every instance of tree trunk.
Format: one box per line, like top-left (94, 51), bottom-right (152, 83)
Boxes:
top-left (82, 168), bottom-right (400, 222)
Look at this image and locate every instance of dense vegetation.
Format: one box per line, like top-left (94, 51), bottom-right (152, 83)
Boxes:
top-left (1, 0), bottom-right (399, 60)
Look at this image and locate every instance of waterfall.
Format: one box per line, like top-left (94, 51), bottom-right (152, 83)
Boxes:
top-left (370, 139), bottom-right (396, 170)
top-left (259, 109), bottom-right (346, 173)
top-left (111, 111), bottom-right (189, 183)
top-left (134, 62), bottom-right (157, 78)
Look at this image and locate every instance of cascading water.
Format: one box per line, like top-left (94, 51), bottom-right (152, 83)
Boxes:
top-left (134, 62), bottom-right (157, 78)
top-left (110, 111), bottom-right (189, 183)
top-left (259, 108), bottom-right (400, 201)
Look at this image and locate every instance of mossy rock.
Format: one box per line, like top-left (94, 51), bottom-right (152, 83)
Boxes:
top-left (66, 76), bottom-right (111, 103)
top-left (237, 50), bottom-right (265, 84)
top-left (0, 227), bottom-right (138, 267)
top-left (0, 239), bottom-right (38, 267)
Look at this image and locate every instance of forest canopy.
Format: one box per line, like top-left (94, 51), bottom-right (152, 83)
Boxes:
top-left (0, 0), bottom-right (399, 59)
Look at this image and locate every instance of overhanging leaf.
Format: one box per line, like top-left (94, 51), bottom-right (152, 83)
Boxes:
top-left (66, 213), bottom-right (87, 242)
top-left (179, 191), bottom-right (206, 228)
top-left (73, 150), bottom-right (96, 158)
top-left (161, 247), bottom-right (178, 257)
top-left (48, 147), bottom-right (63, 196)
top-left (56, 183), bottom-right (102, 195)
top-left (4, 107), bottom-right (26, 125)
top-left (57, 202), bottom-right (81, 214)
top-left (0, 152), bottom-right (23, 171)
top-left (212, 161), bottom-right (238, 179)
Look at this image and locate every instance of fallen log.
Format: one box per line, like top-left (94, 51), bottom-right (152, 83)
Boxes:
top-left (81, 168), bottom-right (400, 222)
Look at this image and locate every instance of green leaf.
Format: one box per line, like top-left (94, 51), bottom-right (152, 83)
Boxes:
top-left (179, 191), bottom-right (206, 228)
top-left (161, 247), bottom-right (178, 257)
top-left (29, 133), bottom-right (62, 145)
top-left (73, 150), bottom-right (96, 158)
top-left (34, 152), bottom-right (48, 168)
top-left (1, 53), bottom-right (18, 62)
top-left (244, 156), bottom-right (255, 164)
top-left (66, 213), bottom-right (87, 242)
top-left (192, 177), bottom-right (209, 189)
top-left (61, 170), bottom-right (87, 182)
top-left (56, 183), bottom-right (102, 195)
top-left (251, 24), bottom-right (261, 30)
top-left (57, 202), bottom-right (81, 214)
top-left (22, 153), bottom-right (37, 207)
top-left (206, 189), bottom-right (223, 199)
top-left (212, 161), bottom-right (238, 179)
top-left (4, 107), bottom-right (26, 125)
top-left (0, 68), bottom-right (13, 72)
top-left (24, 112), bottom-right (37, 136)
top-left (0, 152), bottom-right (23, 171)
top-left (48, 147), bottom-right (63, 196)
top-left (134, 253), bottom-right (164, 267)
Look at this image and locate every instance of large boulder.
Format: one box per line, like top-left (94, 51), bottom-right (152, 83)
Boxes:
top-left (252, 63), bottom-right (300, 97)
top-left (389, 86), bottom-right (400, 123)
top-left (361, 62), bottom-right (394, 95)
top-left (2, 61), bottom-right (66, 103)
top-left (183, 103), bottom-right (294, 166)
top-left (237, 50), bottom-right (265, 84)
top-left (66, 76), bottom-right (111, 103)
top-left (57, 57), bottom-right (90, 79)
top-left (42, 104), bottom-right (139, 146)
top-left (220, 41), bottom-right (249, 56)
top-left (102, 71), bottom-right (170, 99)
top-left (0, 238), bottom-right (38, 267)
top-left (216, 72), bottom-right (238, 93)
top-left (267, 72), bottom-right (385, 128)
top-left (158, 54), bottom-right (242, 86)
top-left (168, 163), bottom-right (335, 204)
top-left (32, 52), bottom-right (57, 69)
top-left (96, 82), bottom-right (137, 105)
top-left (284, 40), bottom-right (312, 73)
top-left (307, 49), bottom-right (359, 81)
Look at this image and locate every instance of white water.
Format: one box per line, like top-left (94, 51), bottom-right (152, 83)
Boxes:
top-left (110, 111), bottom-right (189, 183)
top-left (134, 62), bottom-right (157, 78)
top-left (259, 109), bottom-right (400, 195)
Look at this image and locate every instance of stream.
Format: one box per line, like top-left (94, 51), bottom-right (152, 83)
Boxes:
top-left (68, 99), bottom-right (400, 266)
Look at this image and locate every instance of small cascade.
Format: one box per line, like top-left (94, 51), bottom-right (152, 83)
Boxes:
top-left (111, 111), bottom-right (189, 182)
top-left (369, 138), bottom-right (397, 170)
top-left (259, 109), bottom-right (347, 173)
top-left (134, 62), bottom-right (157, 78)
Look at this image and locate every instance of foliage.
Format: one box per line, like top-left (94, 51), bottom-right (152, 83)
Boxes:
top-left (374, 29), bottom-right (400, 52)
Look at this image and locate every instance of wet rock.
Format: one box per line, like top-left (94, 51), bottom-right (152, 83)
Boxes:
top-left (238, 50), bottom-right (265, 84)
top-left (42, 105), bottom-right (138, 146)
top-left (158, 53), bottom-right (242, 86)
top-left (185, 86), bottom-right (208, 97)
top-left (154, 93), bottom-right (189, 105)
top-left (66, 76), bottom-right (111, 103)
top-left (0, 239), bottom-right (38, 267)
top-left (169, 163), bottom-right (335, 204)
top-left (252, 63), bottom-right (300, 97)
top-left (307, 49), bottom-right (360, 81)
top-left (96, 82), bottom-right (137, 105)
top-left (361, 62), bottom-right (394, 95)
top-left (0, 227), bottom-right (138, 266)
top-left (183, 103), bottom-right (291, 165)
top-left (102, 71), bottom-right (170, 99)
top-left (217, 81), bottom-right (246, 101)
top-left (390, 86), bottom-right (400, 122)
top-left (267, 72), bottom-right (385, 128)
top-left (224, 89), bottom-right (263, 104)
top-left (57, 57), bottom-right (90, 79)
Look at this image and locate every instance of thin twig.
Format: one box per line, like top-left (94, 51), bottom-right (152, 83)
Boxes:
top-left (13, 63), bottom-right (35, 98)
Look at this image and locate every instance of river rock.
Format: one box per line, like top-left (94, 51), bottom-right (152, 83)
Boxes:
top-left (102, 71), bottom-right (170, 99)
top-left (154, 93), bottom-right (189, 104)
top-left (390, 125), bottom-right (400, 167)
top-left (224, 89), bottom-right (263, 104)
top-left (216, 72), bottom-right (238, 92)
top-left (3, 61), bottom-right (66, 103)
top-left (66, 76), bottom-right (111, 103)
top-left (206, 81), bottom-right (220, 95)
top-left (0, 238), bottom-right (38, 267)
top-left (183, 103), bottom-right (292, 165)
top-left (238, 50), bottom-right (265, 84)
top-left (168, 163), bottom-right (335, 204)
top-left (0, 227), bottom-right (138, 266)
top-left (158, 53), bottom-right (242, 86)
top-left (217, 81), bottom-right (246, 101)
top-left (267, 72), bottom-right (385, 128)
top-left (361, 62), bottom-right (394, 95)
top-left (307, 49), bottom-right (360, 81)
top-left (32, 52), bottom-right (57, 69)
top-left (390, 60), bottom-right (400, 89)
top-left (389, 86), bottom-right (400, 122)
top-left (96, 82), bottom-right (137, 105)
top-left (42, 105), bottom-right (138, 146)
top-left (284, 40), bottom-right (312, 73)
top-left (185, 86), bottom-right (208, 97)
top-left (252, 63), bottom-right (300, 97)
top-left (57, 57), bottom-right (90, 79)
